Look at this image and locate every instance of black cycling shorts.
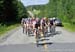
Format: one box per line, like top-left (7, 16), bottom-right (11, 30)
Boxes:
top-left (35, 24), bottom-right (40, 29)
top-left (42, 23), bottom-right (45, 26)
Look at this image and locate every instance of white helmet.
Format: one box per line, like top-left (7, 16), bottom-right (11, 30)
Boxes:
top-left (53, 17), bottom-right (56, 20)
top-left (50, 18), bottom-right (53, 20)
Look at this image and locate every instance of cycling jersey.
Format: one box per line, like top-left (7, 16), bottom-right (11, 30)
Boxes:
top-left (50, 19), bottom-right (53, 25)
top-left (40, 18), bottom-right (46, 26)
top-left (36, 18), bottom-right (40, 25)
top-left (31, 19), bottom-right (36, 24)
top-left (35, 18), bottom-right (41, 28)
top-left (21, 18), bottom-right (26, 24)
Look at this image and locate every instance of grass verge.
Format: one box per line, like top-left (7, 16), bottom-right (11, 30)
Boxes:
top-left (63, 23), bottom-right (75, 32)
top-left (0, 23), bottom-right (20, 36)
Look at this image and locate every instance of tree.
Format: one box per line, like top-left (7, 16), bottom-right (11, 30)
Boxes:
top-left (0, 0), bottom-right (28, 24)
top-left (17, 1), bottom-right (28, 20)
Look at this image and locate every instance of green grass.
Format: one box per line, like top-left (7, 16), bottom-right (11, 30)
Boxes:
top-left (63, 23), bottom-right (75, 32)
top-left (0, 23), bottom-right (20, 36)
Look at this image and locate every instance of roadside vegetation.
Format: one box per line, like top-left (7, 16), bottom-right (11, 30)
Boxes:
top-left (0, 23), bottom-right (20, 36)
top-left (63, 23), bottom-right (75, 32)
top-left (0, 0), bottom-right (75, 36)
top-left (27, 0), bottom-right (75, 32)
top-left (0, 0), bottom-right (28, 35)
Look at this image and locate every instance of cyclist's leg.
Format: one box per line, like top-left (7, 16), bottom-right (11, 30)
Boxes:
top-left (43, 24), bottom-right (47, 35)
top-left (53, 24), bottom-right (56, 33)
top-left (23, 23), bottom-right (26, 34)
top-left (40, 24), bottom-right (44, 37)
top-left (23, 24), bottom-right (25, 34)
top-left (51, 24), bottom-right (55, 34)
top-left (29, 24), bottom-right (32, 34)
top-left (25, 23), bottom-right (27, 34)
top-left (34, 25), bottom-right (38, 39)
top-left (50, 25), bottom-right (52, 33)
top-left (27, 23), bottom-right (30, 36)
top-left (31, 23), bottom-right (33, 34)
top-left (26, 23), bottom-right (28, 35)
top-left (33, 24), bottom-right (36, 35)
top-left (27, 23), bottom-right (30, 35)
top-left (48, 22), bottom-right (50, 33)
top-left (37, 24), bottom-right (42, 39)
top-left (35, 25), bottom-right (38, 39)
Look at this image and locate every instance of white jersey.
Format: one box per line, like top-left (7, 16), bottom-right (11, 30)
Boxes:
top-left (33, 20), bottom-right (36, 25)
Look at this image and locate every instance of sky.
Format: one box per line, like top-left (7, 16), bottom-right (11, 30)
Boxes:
top-left (21, 0), bottom-right (49, 6)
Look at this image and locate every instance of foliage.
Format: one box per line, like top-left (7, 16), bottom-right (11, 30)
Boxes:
top-left (27, 0), bottom-right (75, 25)
top-left (17, 1), bottom-right (28, 20)
top-left (0, 0), bottom-right (28, 25)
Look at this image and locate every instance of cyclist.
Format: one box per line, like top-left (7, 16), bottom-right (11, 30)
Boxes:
top-left (41, 17), bottom-right (48, 32)
top-left (49, 18), bottom-right (56, 33)
top-left (35, 17), bottom-right (41, 38)
top-left (21, 18), bottom-right (26, 34)
top-left (36, 18), bottom-right (40, 29)
top-left (31, 17), bottom-right (37, 36)
top-left (39, 17), bottom-right (45, 37)
top-left (25, 18), bottom-right (31, 35)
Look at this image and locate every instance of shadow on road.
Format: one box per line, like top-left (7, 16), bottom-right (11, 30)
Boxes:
top-left (35, 31), bottom-right (62, 39)
top-left (37, 42), bottom-right (53, 47)
top-left (34, 31), bottom-right (62, 47)
top-left (43, 31), bottom-right (62, 37)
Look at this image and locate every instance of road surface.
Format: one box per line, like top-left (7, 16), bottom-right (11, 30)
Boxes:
top-left (0, 26), bottom-right (75, 52)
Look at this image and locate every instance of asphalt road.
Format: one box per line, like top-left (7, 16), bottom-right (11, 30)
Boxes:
top-left (0, 26), bottom-right (75, 52)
